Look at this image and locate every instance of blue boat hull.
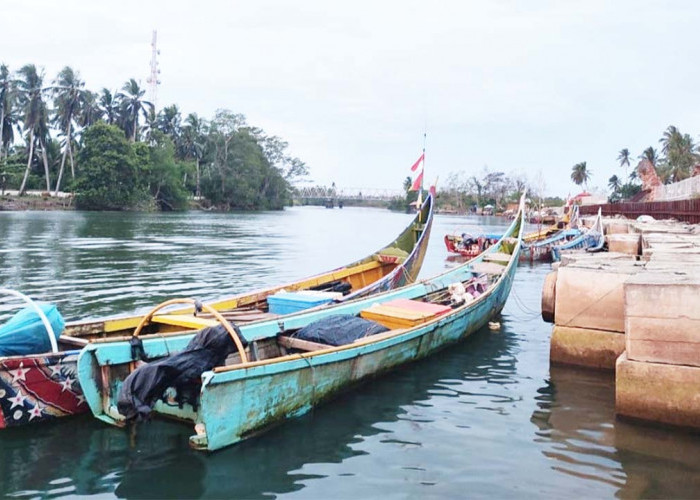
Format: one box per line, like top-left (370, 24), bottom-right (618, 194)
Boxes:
top-left (77, 197), bottom-right (525, 451)
top-left (193, 261), bottom-right (516, 451)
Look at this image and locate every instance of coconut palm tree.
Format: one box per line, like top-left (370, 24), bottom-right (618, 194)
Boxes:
top-left (570, 161), bottom-right (591, 189)
top-left (98, 88), bottom-right (118, 125)
top-left (640, 146), bottom-right (658, 166)
top-left (617, 148), bottom-right (630, 178)
top-left (659, 125), bottom-right (680, 156)
top-left (78, 90), bottom-right (102, 128)
top-left (142, 107), bottom-right (158, 144)
top-left (157, 104), bottom-right (181, 143)
top-left (118, 79), bottom-right (153, 141)
top-left (1, 108), bottom-right (18, 160)
top-left (181, 113), bottom-right (206, 196)
top-left (17, 64), bottom-right (50, 194)
top-left (0, 64), bottom-right (13, 159)
top-left (608, 174), bottom-right (621, 193)
top-left (52, 66), bottom-right (85, 193)
top-left (659, 126), bottom-right (698, 182)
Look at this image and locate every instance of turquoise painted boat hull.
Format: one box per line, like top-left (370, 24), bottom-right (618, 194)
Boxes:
top-left (77, 197), bottom-right (525, 451)
top-left (193, 263), bottom-right (516, 451)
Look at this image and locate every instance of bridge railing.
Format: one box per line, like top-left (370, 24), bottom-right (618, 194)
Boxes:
top-left (295, 187), bottom-right (404, 201)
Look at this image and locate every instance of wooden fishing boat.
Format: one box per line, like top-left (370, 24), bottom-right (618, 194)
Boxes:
top-left (551, 208), bottom-right (604, 262)
top-left (522, 204), bottom-right (579, 244)
top-left (520, 205), bottom-right (582, 263)
top-left (0, 196), bottom-right (434, 429)
top-left (76, 196), bottom-right (525, 451)
top-left (520, 228), bottom-right (580, 263)
top-left (444, 232), bottom-right (502, 257)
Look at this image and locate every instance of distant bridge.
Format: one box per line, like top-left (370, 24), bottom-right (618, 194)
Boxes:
top-left (295, 186), bottom-right (404, 202)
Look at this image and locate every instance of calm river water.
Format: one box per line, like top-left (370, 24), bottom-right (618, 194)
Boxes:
top-left (1, 207), bottom-right (700, 498)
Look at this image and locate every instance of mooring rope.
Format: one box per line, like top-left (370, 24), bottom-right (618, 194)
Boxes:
top-left (508, 284), bottom-right (541, 319)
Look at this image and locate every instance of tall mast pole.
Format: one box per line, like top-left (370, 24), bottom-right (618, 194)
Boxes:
top-left (421, 131), bottom-right (426, 194)
top-left (147, 30), bottom-right (161, 111)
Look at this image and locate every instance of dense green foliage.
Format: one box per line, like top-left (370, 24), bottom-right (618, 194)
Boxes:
top-left (0, 63), bottom-right (309, 211)
top-left (74, 124), bottom-right (144, 209)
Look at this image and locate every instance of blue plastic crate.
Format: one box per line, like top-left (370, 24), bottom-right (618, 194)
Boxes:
top-left (267, 291), bottom-right (339, 315)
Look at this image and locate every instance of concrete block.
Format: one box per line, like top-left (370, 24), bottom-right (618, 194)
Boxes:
top-left (606, 234), bottom-right (641, 255)
top-left (625, 272), bottom-right (700, 366)
top-left (550, 325), bottom-right (626, 370)
top-left (616, 353), bottom-right (700, 429)
top-left (625, 273), bottom-right (700, 320)
top-left (554, 266), bottom-right (635, 332)
top-left (605, 221), bottom-right (631, 234)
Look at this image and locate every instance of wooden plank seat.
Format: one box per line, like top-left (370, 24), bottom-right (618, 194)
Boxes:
top-left (150, 314), bottom-right (219, 329)
top-left (278, 336), bottom-right (329, 352)
top-left (199, 310), bottom-right (280, 324)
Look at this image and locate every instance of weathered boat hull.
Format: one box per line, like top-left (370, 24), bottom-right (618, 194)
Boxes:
top-left (193, 260), bottom-right (516, 451)
top-left (0, 196), bottom-right (434, 429)
top-left (77, 196), bottom-right (524, 451)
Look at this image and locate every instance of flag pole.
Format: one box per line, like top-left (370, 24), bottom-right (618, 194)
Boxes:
top-left (418, 131), bottom-right (426, 221)
top-left (422, 131), bottom-right (426, 194)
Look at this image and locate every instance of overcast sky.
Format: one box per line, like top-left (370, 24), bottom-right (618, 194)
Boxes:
top-left (3, 0), bottom-right (699, 195)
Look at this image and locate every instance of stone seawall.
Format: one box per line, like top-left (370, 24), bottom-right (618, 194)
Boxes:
top-left (543, 217), bottom-right (700, 429)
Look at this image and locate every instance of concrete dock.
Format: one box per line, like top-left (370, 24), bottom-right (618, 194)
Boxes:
top-left (543, 217), bottom-right (700, 429)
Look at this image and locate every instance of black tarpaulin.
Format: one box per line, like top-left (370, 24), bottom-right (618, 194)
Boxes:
top-left (117, 324), bottom-right (246, 421)
top-left (290, 314), bottom-right (388, 346)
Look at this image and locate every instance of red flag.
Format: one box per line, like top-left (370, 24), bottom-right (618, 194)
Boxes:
top-left (410, 153), bottom-right (424, 172)
top-left (410, 171), bottom-right (424, 191)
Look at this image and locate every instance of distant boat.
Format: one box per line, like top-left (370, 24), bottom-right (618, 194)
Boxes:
top-left (551, 208), bottom-right (604, 262)
top-left (444, 232), bottom-right (502, 258)
top-left (520, 228), bottom-right (581, 263)
top-left (76, 195), bottom-right (525, 451)
top-left (0, 195), bottom-right (434, 429)
top-left (520, 205), bottom-right (582, 262)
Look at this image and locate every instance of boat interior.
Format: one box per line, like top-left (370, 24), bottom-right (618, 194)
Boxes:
top-left (119, 238), bottom-right (517, 374)
top-left (61, 230), bottom-right (426, 342)
top-left (88, 223), bottom-right (518, 426)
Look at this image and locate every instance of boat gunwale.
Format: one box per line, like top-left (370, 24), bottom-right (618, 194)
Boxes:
top-left (62, 194), bottom-right (434, 332)
top-left (207, 198), bottom-right (524, 378)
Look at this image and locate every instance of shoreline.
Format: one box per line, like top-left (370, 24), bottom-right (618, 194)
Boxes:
top-left (0, 194), bottom-right (75, 211)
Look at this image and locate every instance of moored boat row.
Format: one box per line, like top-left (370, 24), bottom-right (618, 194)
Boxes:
top-left (0, 195), bottom-right (434, 428)
top-left (0, 194), bottom-right (526, 452)
top-left (78, 195), bottom-right (525, 451)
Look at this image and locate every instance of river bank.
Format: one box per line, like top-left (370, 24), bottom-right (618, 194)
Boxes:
top-left (0, 194), bottom-right (74, 211)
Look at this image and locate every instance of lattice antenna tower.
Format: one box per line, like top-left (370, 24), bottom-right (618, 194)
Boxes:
top-left (146, 30), bottom-right (161, 110)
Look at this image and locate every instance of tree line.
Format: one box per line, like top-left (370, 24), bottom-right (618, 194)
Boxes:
top-left (0, 63), bottom-right (308, 210)
top-left (570, 125), bottom-right (699, 202)
top-left (388, 168), bottom-right (557, 213)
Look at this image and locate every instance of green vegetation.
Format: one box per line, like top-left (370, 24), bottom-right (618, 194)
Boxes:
top-left (438, 167), bottom-right (529, 212)
top-left (570, 161), bottom-right (591, 189)
top-left (0, 63), bottom-right (308, 210)
top-left (75, 123), bottom-right (144, 210)
top-left (608, 125), bottom-right (699, 202)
